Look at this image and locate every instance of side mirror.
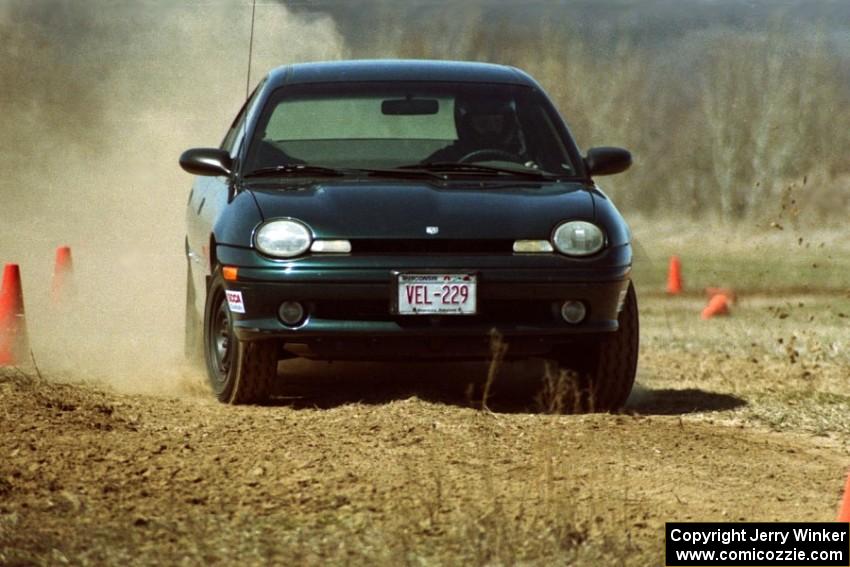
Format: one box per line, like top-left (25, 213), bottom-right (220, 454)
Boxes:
top-left (179, 148), bottom-right (233, 177)
top-left (585, 147), bottom-right (632, 176)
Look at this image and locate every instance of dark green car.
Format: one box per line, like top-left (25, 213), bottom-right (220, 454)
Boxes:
top-left (180, 60), bottom-right (637, 410)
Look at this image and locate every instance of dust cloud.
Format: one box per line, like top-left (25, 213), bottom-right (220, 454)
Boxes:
top-left (0, 1), bottom-right (347, 395)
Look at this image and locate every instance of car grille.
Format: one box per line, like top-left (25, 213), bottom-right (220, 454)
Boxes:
top-left (349, 239), bottom-right (513, 255)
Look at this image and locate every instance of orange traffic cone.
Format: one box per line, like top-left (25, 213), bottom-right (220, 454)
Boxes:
top-left (51, 245), bottom-right (74, 304)
top-left (0, 264), bottom-right (30, 366)
top-left (701, 293), bottom-right (730, 320)
top-left (705, 287), bottom-right (737, 304)
top-left (666, 256), bottom-right (682, 294)
top-left (839, 472), bottom-right (850, 522)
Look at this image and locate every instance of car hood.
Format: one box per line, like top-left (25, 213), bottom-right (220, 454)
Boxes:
top-left (247, 180), bottom-right (595, 240)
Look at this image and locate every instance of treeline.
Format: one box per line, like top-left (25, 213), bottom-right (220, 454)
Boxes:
top-left (347, 10), bottom-right (850, 222)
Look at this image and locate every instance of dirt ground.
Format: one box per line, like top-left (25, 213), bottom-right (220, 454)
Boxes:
top-left (1, 293), bottom-right (849, 566)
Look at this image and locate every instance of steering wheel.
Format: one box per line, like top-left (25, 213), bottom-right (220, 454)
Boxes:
top-left (457, 148), bottom-right (523, 164)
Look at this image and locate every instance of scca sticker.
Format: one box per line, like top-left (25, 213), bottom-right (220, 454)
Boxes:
top-left (225, 290), bottom-right (246, 313)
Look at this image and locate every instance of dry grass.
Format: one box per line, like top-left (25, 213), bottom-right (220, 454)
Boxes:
top-left (630, 217), bottom-right (850, 293)
top-left (635, 293), bottom-right (850, 438)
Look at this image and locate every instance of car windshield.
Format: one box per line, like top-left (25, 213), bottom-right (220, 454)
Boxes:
top-left (245, 82), bottom-right (577, 176)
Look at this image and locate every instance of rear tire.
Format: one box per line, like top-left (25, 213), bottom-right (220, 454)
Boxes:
top-left (554, 282), bottom-right (639, 413)
top-left (204, 270), bottom-right (276, 404)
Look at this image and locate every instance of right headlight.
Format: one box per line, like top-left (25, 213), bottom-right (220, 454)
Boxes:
top-left (552, 221), bottom-right (605, 256)
top-left (254, 219), bottom-right (312, 258)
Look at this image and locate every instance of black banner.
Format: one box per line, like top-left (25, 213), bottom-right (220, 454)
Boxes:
top-left (666, 522), bottom-right (849, 566)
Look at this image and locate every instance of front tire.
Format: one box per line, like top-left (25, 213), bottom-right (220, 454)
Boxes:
top-left (204, 271), bottom-right (277, 404)
top-left (553, 282), bottom-right (639, 413)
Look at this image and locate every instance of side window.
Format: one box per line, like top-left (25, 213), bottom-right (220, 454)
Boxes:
top-left (220, 102), bottom-right (248, 154)
top-left (220, 79), bottom-right (267, 156)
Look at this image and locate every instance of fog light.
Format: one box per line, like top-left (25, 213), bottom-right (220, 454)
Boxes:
top-left (561, 300), bottom-right (586, 324)
top-left (278, 301), bottom-right (306, 326)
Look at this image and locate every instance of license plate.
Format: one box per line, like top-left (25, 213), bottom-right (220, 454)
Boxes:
top-left (397, 273), bottom-right (477, 315)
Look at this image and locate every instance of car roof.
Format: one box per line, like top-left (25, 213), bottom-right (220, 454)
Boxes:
top-left (265, 59), bottom-right (538, 88)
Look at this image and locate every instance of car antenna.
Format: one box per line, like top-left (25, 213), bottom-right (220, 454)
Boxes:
top-left (245, 0), bottom-right (257, 100)
top-left (235, 0), bottom-right (257, 189)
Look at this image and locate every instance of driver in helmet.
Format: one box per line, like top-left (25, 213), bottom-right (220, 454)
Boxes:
top-left (425, 96), bottom-right (526, 164)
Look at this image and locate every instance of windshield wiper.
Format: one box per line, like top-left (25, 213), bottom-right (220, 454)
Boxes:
top-left (357, 167), bottom-right (445, 181)
top-left (243, 164), bottom-right (347, 178)
top-left (397, 162), bottom-right (557, 180)
top-left (242, 163), bottom-right (559, 182)
top-left (245, 165), bottom-right (444, 182)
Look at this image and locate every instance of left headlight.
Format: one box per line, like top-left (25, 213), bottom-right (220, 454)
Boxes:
top-left (552, 221), bottom-right (605, 256)
top-left (254, 219), bottom-right (312, 258)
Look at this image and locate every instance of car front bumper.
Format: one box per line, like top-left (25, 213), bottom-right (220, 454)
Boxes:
top-left (215, 244), bottom-right (632, 359)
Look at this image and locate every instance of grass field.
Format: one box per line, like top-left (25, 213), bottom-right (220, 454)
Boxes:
top-left (630, 217), bottom-right (850, 294)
